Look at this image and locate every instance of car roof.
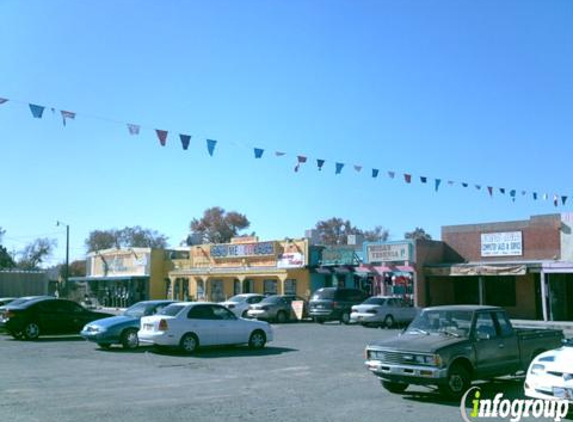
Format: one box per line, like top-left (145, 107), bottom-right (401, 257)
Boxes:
top-left (423, 305), bottom-right (502, 312)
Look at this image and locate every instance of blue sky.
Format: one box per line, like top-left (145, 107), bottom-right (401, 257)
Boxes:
top-left (1, 0), bottom-right (572, 266)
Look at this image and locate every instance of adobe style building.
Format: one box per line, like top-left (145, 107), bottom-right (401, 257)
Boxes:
top-left (423, 213), bottom-right (573, 321)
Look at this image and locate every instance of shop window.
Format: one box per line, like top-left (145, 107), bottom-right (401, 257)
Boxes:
top-left (197, 280), bottom-right (205, 300)
top-left (234, 279), bottom-right (241, 295)
top-left (485, 277), bottom-right (516, 307)
top-left (453, 277), bottom-right (479, 305)
top-left (284, 279), bottom-right (297, 295)
top-left (243, 279), bottom-right (253, 293)
top-left (210, 280), bottom-right (225, 302)
top-left (264, 279), bottom-right (277, 295)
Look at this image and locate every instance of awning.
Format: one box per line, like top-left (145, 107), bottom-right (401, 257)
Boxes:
top-left (424, 264), bottom-right (527, 277)
top-left (314, 267), bottom-right (332, 274)
top-left (333, 266), bottom-right (353, 274)
top-left (372, 265), bottom-right (415, 275)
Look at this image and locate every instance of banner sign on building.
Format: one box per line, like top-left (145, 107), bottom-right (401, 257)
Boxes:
top-left (367, 243), bottom-right (411, 263)
top-left (320, 247), bottom-right (358, 266)
top-left (277, 253), bottom-right (305, 268)
top-left (481, 231), bottom-right (523, 257)
top-left (210, 241), bottom-right (275, 258)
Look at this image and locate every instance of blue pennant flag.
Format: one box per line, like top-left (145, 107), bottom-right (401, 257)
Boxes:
top-left (254, 148), bottom-right (264, 159)
top-left (317, 159), bottom-right (325, 170)
top-left (206, 139), bottom-right (217, 156)
top-left (29, 104), bottom-right (45, 119)
top-left (435, 179), bottom-right (442, 192)
top-left (335, 162), bottom-right (344, 175)
top-left (180, 134), bottom-right (191, 150)
top-left (371, 169), bottom-right (379, 178)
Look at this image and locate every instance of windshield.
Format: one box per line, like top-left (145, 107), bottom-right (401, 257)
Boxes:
top-left (406, 309), bottom-right (473, 337)
top-left (362, 297), bottom-right (386, 306)
top-left (261, 296), bottom-right (283, 304)
top-left (123, 302), bottom-right (150, 318)
top-left (158, 304), bottom-right (185, 316)
top-left (311, 289), bottom-right (334, 300)
top-left (227, 295), bottom-right (248, 303)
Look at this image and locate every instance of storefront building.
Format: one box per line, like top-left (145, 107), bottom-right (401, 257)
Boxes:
top-left (69, 247), bottom-right (180, 307)
top-left (168, 237), bottom-right (311, 302)
top-left (309, 245), bottom-right (368, 293)
top-left (424, 213), bottom-right (573, 321)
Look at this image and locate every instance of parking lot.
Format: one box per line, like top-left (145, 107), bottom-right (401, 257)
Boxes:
top-left (0, 322), bottom-right (534, 422)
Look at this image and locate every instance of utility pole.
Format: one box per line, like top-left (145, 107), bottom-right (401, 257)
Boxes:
top-left (57, 221), bottom-right (69, 297)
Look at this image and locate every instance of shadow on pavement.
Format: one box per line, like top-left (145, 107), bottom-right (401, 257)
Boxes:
top-left (149, 345), bottom-right (298, 358)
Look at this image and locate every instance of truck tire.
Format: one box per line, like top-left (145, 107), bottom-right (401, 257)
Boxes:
top-left (381, 380), bottom-right (408, 394)
top-left (439, 363), bottom-right (471, 400)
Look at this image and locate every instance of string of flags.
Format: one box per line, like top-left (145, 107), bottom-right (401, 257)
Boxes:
top-left (0, 95), bottom-right (569, 208)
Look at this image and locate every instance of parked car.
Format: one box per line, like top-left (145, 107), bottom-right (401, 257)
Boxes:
top-left (309, 287), bottom-right (369, 324)
top-left (364, 305), bottom-right (564, 399)
top-left (0, 295), bottom-right (54, 331)
top-left (80, 300), bottom-right (175, 349)
top-left (0, 297), bottom-right (16, 307)
top-left (350, 296), bottom-right (418, 328)
top-left (138, 302), bottom-right (273, 353)
top-left (221, 293), bottom-right (265, 318)
top-left (524, 338), bottom-right (573, 402)
top-left (246, 295), bottom-right (308, 323)
top-left (2, 297), bottom-right (113, 340)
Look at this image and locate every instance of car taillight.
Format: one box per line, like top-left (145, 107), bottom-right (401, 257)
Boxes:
top-left (158, 319), bottom-right (168, 331)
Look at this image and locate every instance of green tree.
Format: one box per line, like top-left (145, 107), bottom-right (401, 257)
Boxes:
top-left (17, 238), bottom-right (57, 270)
top-left (85, 227), bottom-right (169, 252)
top-left (186, 206), bottom-right (251, 244)
top-left (313, 218), bottom-right (389, 245)
top-left (362, 225), bottom-right (390, 242)
top-left (0, 227), bottom-right (16, 269)
top-left (404, 227), bottom-right (432, 241)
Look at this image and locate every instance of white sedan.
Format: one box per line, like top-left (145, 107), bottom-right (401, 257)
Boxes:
top-left (525, 341), bottom-right (573, 402)
top-left (221, 293), bottom-right (265, 318)
top-left (350, 296), bottom-right (418, 328)
top-left (138, 302), bottom-right (273, 354)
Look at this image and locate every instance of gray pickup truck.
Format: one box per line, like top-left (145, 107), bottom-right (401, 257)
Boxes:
top-left (364, 305), bottom-right (564, 399)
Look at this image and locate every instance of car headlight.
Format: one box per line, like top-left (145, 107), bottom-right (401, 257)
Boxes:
top-left (530, 364), bottom-right (546, 375)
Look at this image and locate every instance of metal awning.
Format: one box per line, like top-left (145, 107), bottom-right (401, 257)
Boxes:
top-left (372, 265), bottom-right (415, 275)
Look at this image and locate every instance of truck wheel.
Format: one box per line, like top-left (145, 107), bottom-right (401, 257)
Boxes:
top-left (381, 380), bottom-right (408, 394)
top-left (340, 311), bottom-right (351, 325)
top-left (439, 363), bottom-right (471, 400)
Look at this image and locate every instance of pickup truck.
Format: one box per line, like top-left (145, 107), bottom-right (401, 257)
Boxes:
top-left (364, 305), bottom-right (564, 399)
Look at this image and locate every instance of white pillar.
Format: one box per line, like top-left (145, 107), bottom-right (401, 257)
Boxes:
top-left (540, 271), bottom-right (549, 322)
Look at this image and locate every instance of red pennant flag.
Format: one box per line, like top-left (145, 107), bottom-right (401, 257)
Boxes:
top-left (388, 171), bottom-right (395, 179)
top-left (275, 151), bottom-right (286, 157)
top-left (156, 130), bottom-right (168, 146)
top-left (487, 186), bottom-right (493, 196)
top-left (294, 155), bottom-right (307, 172)
top-left (404, 174), bottom-right (412, 184)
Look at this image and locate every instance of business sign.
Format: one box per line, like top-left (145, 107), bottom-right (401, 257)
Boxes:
top-left (277, 253), bottom-right (305, 268)
top-left (367, 243), bottom-right (411, 263)
top-left (481, 231), bottom-right (523, 257)
top-left (320, 247), bottom-right (357, 266)
top-left (210, 241), bottom-right (275, 258)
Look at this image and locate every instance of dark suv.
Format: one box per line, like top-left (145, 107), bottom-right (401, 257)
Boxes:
top-left (309, 287), bottom-right (369, 324)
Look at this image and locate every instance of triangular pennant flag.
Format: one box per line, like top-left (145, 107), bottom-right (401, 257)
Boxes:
top-left (254, 148), bottom-right (264, 158)
top-left (51, 107), bottom-right (56, 114)
top-left (207, 139), bottom-right (217, 156)
top-left (371, 169), bottom-right (379, 178)
top-left (533, 192), bottom-right (538, 200)
top-left (510, 190), bottom-right (516, 202)
top-left (448, 181), bottom-right (455, 186)
top-left (156, 130), bottom-right (168, 146)
top-left (521, 190), bottom-right (527, 196)
top-left (462, 182), bottom-right (468, 188)
top-left (61, 110), bottom-right (76, 126)
top-left (127, 124), bottom-right (140, 135)
top-left (475, 185), bottom-right (482, 190)
top-left (435, 179), bottom-right (442, 192)
top-left (180, 134), bottom-right (191, 150)
top-left (354, 165), bottom-right (362, 173)
top-left (0, 98), bottom-right (8, 104)
top-left (554, 195), bottom-right (559, 207)
top-left (29, 104), bottom-right (45, 118)
top-left (294, 155), bottom-right (307, 172)
top-left (499, 188), bottom-right (506, 195)
top-left (317, 159), bottom-right (325, 171)
top-left (335, 162), bottom-right (344, 174)
top-left (420, 176), bottom-right (427, 184)
top-left (487, 186), bottom-right (493, 196)
top-left (562, 196), bottom-right (568, 206)
top-left (404, 174), bottom-right (412, 184)
top-left (275, 151), bottom-right (286, 157)
top-left (388, 171), bottom-right (395, 179)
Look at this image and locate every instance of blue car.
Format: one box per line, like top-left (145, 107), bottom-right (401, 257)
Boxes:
top-left (81, 300), bottom-right (175, 350)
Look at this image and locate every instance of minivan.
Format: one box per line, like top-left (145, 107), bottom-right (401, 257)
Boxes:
top-left (309, 287), bottom-right (369, 324)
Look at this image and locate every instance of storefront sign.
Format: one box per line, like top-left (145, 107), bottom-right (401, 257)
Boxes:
top-left (210, 241), bottom-right (275, 258)
top-left (367, 243), bottom-right (411, 263)
top-left (91, 252), bottom-right (150, 276)
top-left (277, 253), bottom-right (305, 268)
top-left (320, 247), bottom-right (357, 266)
top-left (481, 231), bottom-right (523, 257)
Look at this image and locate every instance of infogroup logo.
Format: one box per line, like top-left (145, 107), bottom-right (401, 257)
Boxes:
top-left (460, 387), bottom-right (569, 422)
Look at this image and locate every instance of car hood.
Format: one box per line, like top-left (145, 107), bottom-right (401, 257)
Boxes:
top-left (87, 315), bottom-right (138, 328)
top-left (368, 333), bottom-right (467, 353)
top-left (532, 347), bottom-right (573, 372)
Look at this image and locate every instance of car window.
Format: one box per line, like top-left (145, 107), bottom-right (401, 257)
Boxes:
top-left (159, 304), bottom-right (185, 316)
top-left (188, 305), bottom-right (215, 320)
top-left (494, 311), bottom-right (513, 337)
top-left (475, 312), bottom-right (498, 339)
top-left (311, 289), bottom-right (334, 300)
top-left (247, 296), bottom-right (263, 304)
top-left (211, 306), bottom-right (236, 320)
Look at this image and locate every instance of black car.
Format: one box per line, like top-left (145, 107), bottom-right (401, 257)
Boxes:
top-left (309, 287), bottom-right (369, 324)
top-left (2, 297), bottom-right (113, 340)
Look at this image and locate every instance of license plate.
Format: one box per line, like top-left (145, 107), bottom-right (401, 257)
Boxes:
top-left (553, 387), bottom-right (573, 400)
top-left (317, 305), bottom-right (324, 309)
